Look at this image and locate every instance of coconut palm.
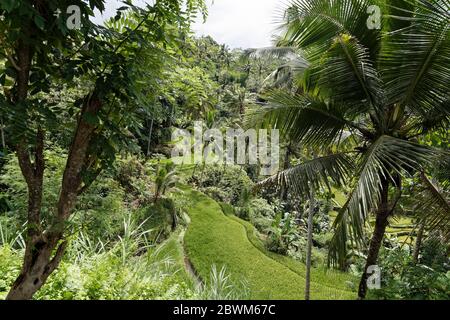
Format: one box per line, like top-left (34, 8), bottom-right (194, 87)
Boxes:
top-left (222, 84), bottom-right (252, 115)
top-left (153, 162), bottom-right (180, 204)
top-left (249, 0), bottom-right (450, 299)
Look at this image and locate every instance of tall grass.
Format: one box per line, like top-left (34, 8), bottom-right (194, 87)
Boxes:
top-left (0, 218), bottom-right (25, 249)
top-left (198, 265), bottom-right (250, 300)
top-left (0, 210), bottom-right (197, 300)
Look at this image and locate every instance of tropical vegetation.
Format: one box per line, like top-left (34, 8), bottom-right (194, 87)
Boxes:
top-left (0, 0), bottom-right (448, 301)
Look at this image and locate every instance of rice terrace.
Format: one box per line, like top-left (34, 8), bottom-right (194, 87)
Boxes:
top-left (0, 0), bottom-right (448, 305)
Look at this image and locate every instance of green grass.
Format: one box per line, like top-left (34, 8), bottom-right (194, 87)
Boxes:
top-left (227, 215), bottom-right (357, 293)
top-left (182, 187), bottom-right (356, 300)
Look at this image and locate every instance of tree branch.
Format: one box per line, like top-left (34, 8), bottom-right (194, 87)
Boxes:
top-left (44, 241), bottom-right (68, 277)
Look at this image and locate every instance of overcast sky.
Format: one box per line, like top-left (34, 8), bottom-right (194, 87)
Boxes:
top-left (93, 0), bottom-right (282, 49)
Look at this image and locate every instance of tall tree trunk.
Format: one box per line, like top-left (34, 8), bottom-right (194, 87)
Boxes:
top-left (146, 118), bottom-right (154, 157)
top-left (412, 219), bottom-right (425, 264)
top-left (191, 163), bottom-right (199, 180)
top-left (305, 184), bottom-right (315, 300)
top-left (0, 117), bottom-right (6, 151)
top-left (6, 239), bottom-right (67, 300)
top-left (7, 94), bottom-right (102, 300)
top-left (280, 144), bottom-right (291, 202)
top-left (358, 179), bottom-right (390, 299)
top-left (6, 35), bottom-right (49, 300)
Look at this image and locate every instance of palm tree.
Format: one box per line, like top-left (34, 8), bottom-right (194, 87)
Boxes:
top-left (223, 84), bottom-right (252, 115)
top-left (154, 162), bottom-right (179, 204)
top-left (249, 0), bottom-right (449, 299)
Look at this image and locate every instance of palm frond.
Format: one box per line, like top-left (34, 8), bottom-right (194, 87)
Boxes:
top-left (244, 47), bottom-right (300, 60)
top-left (328, 135), bottom-right (440, 268)
top-left (417, 172), bottom-right (450, 238)
top-left (381, 0), bottom-right (450, 115)
top-left (277, 0), bottom-right (383, 59)
top-left (264, 58), bottom-right (310, 85)
top-left (304, 34), bottom-right (383, 113)
top-left (245, 90), bottom-right (371, 148)
top-left (256, 152), bottom-right (355, 199)
top-left (401, 100), bottom-right (450, 137)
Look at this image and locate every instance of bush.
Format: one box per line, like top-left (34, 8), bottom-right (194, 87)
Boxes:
top-left (34, 251), bottom-right (196, 300)
top-left (420, 236), bottom-right (449, 272)
top-left (368, 246), bottom-right (450, 300)
top-left (201, 186), bottom-right (230, 203)
top-left (0, 149), bottom-right (66, 226)
top-left (0, 151), bottom-right (167, 243)
top-left (134, 198), bottom-right (178, 242)
top-left (265, 213), bottom-right (299, 255)
top-left (73, 176), bottom-right (126, 241)
top-left (0, 245), bottom-right (22, 299)
top-left (190, 165), bottom-right (253, 205)
top-left (247, 198), bottom-right (276, 232)
top-left (0, 223), bottom-right (197, 300)
top-left (114, 156), bottom-right (155, 206)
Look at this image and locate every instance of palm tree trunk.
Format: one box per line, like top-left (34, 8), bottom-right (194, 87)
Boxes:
top-left (154, 188), bottom-right (160, 204)
top-left (358, 179), bottom-right (390, 299)
top-left (1, 117), bottom-right (6, 151)
top-left (146, 118), bottom-right (154, 157)
top-left (200, 163), bottom-right (206, 182)
top-left (412, 220), bottom-right (425, 264)
top-left (191, 163), bottom-right (199, 180)
top-left (305, 184), bottom-right (315, 300)
top-left (280, 144), bottom-right (291, 201)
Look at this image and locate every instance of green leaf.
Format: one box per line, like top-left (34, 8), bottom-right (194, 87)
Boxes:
top-left (34, 14), bottom-right (45, 30)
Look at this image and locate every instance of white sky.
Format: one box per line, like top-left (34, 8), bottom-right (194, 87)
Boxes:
top-left (93, 0), bottom-right (282, 49)
top-left (193, 0), bottom-right (280, 48)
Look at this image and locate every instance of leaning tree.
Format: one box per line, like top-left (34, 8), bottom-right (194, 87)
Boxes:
top-left (249, 0), bottom-right (449, 299)
top-left (0, 0), bottom-right (206, 300)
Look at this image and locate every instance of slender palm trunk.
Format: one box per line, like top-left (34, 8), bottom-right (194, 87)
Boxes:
top-left (146, 118), bottom-right (154, 157)
top-left (358, 179), bottom-right (390, 299)
top-left (154, 188), bottom-right (160, 204)
top-left (1, 117), bottom-right (6, 151)
top-left (305, 184), bottom-right (315, 300)
top-left (191, 163), bottom-right (199, 179)
top-left (412, 220), bottom-right (425, 264)
top-left (280, 145), bottom-right (291, 201)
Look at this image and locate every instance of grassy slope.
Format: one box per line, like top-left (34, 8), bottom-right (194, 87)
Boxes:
top-left (227, 215), bottom-right (357, 292)
top-left (183, 187), bottom-right (356, 300)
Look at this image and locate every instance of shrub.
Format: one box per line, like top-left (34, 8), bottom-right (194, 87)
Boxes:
top-left (114, 156), bottom-right (154, 206)
top-left (190, 165), bottom-right (253, 205)
top-left (0, 149), bottom-right (66, 225)
top-left (247, 198), bottom-right (276, 232)
top-left (420, 236), bottom-right (449, 272)
top-left (0, 245), bottom-right (22, 299)
top-left (368, 246), bottom-right (450, 300)
top-left (265, 213), bottom-right (299, 255)
top-left (0, 220), bottom-right (197, 300)
top-left (134, 198), bottom-right (178, 242)
top-left (202, 186), bottom-right (230, 203)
